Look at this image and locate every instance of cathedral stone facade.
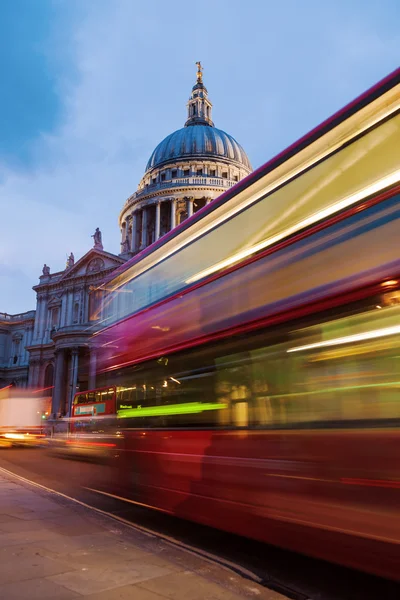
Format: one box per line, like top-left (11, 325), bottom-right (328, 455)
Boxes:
top-left (27, 232), bottom-right (125, 415)
top-left (0, 311), bottom-right (35, 388)
top-left (1, 64), bottom-right (252, 417)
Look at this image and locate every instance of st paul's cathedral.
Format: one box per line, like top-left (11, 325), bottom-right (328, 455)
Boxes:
top-left (0, 64), bottom-right (252, 415)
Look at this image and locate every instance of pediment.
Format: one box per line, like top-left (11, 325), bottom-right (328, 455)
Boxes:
top-left (48, 294), bottom-right (63, 307)
top-left (59, 249), bottom-right (125, 282)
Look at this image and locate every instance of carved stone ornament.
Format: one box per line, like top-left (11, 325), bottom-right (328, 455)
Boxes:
top-left (48, 295), bottom-right (62, 308)
top-left (86, 258), bottom-right (105, 273)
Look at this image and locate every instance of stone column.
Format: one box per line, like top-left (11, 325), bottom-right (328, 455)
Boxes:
top-left (28, 359), bottom-right (37, 387)
top-left (187, 197), bottom-right (194, 218)
top-left (141, 208), bottom-right (148, 249)
top-left (33, 299), bottom-right (41, 340)
top-left (21, 330), bottom-right (27, 365)
top-left (125, 217), bottom-right (130, 248)
top-left (52, 349), bottom-right (66, 416)
top-left (155, 201), bottom-right (161, 241)
top-left (34, 360), bottom-right (42, 387)
top-left (35, 298), bottom-right (46, 341)
top-left (23, 328), bottom-right (29, 364)
top-left (60, 293), bottom-right (68, 327)
top-left (88, 348), bottom-right (97, 390)
top-left (123, 221), bottom-right (128, 243)
top-left (68, 347), bottom-right (79, 416)
top-left (130, 212), bottom-right (137, 252)
top-left (170, 199), bottom-right (176, 230)
top-left (67, 291), bottom-right (74, 325)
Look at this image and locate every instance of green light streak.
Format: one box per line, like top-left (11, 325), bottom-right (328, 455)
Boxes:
top-left (116, 382), bottom-right (400, 419)
top-left (117, 402), bottom-right (227, 419)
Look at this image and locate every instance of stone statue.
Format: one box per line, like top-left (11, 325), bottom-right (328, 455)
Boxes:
top-left (196, 61), bottom-right (203, 83)
top-left (92, 227), bottom-right (103, 249)
top-left (42, 264), bottom-right (50, 276)
top-left (66, 252), bottom-right (74, 269)
top-left (121, 238), bottom-right (130, 253)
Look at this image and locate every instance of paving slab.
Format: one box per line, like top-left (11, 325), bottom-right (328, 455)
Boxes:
top-left (0, 469), bottom-right (287, 600)
top-left (48, 562), bottom-right (173, 595)
top-left (0, 528), bottom-right (69, 547)
top-left (0, 542), bottom-right (61, 564)
top-left (0, 576), bottom-right (80, 600)
top-left (0, 516), bottom-right (55, 533)
top-left (0, 553), bottom-right (71, 585)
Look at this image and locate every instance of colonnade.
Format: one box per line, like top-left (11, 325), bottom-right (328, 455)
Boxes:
top-left (51, 346), bottom-right (96, 417)
top-left (121, 196), bottom-right (212, 254)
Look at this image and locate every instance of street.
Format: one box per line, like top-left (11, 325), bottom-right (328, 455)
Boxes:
top-left (1, 448), bottom-right (399, 600)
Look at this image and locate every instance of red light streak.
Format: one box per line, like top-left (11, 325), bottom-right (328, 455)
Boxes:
top-left (341, 478), bottom-right (400, 489)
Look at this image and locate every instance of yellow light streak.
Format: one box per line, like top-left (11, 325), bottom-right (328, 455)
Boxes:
top-left (185, 169), bottom-right (400, 284)
top-left (287, 324), bottom-right (400, 353)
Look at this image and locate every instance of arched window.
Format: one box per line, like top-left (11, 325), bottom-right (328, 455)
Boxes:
top-left (44, 363), bottom-right (54, 395)
top-left (89, 290), bottom-right (103, 322)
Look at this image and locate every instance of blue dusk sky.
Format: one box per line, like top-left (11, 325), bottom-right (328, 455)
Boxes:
top-left (0, 0), bottom-right (399, 313)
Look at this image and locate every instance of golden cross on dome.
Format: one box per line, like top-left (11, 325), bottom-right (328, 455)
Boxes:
top-left (196, 61), bottom-right (203, 83)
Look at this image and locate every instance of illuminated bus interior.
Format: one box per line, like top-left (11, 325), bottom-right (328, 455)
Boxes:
top-left (98, 291), bottom-right (400, 430)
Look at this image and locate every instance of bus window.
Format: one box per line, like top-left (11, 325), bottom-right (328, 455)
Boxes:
top-left (74, 393), bottom-right (87, 405)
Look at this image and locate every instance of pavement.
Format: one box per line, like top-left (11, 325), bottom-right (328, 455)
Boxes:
top-left (0, 470), bottom-right (287, 600)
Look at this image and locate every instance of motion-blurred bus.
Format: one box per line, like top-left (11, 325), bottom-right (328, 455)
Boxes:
top-left (88, 68), bottom-right (400, 580)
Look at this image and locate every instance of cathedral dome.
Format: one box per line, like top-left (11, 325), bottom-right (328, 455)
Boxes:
top-left (119, 63), bottom-right (253, 258)
top-left (145, 125), bottom-right (251, 172)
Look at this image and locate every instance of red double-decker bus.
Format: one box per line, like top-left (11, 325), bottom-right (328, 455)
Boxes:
top-left (91, 68), bottom-right (400, 580)
top-left (71, 386), bottom-right (117, 419)
top-left (46, 386), bottom-right (118, 458)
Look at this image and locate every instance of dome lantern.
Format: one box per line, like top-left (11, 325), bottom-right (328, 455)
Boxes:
top-left (185, 61), bottom-right (214, 128)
